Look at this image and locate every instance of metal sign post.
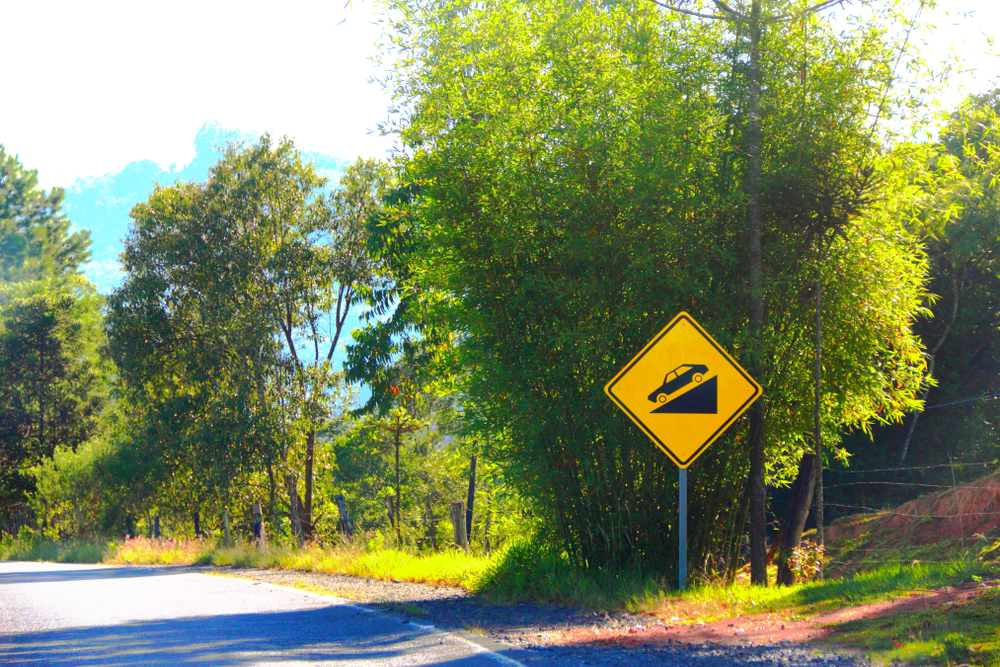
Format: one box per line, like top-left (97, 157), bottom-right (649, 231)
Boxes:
top-left (679, 467), bottom-right (687, 590)
top-left (604, 311), bottom-right (761, 592)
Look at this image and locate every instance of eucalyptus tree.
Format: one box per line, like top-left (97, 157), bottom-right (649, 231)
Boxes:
top-left (107, 138), bottom-right (385, 539)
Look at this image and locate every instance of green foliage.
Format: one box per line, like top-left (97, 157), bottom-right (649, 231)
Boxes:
top-left (380, 0), bottom-right (934, 575)
top-left (0, 280), bottom-right (105, 521)
top-left (105, 136), bottom-right (380, 533)
top-left (320, 387), bottom-right (532, 552)
top-left (0, 146), bottom-right (91, 283)
top-left (0, 149), bottom-right (105, 529)
top-left (828, 91), bottom-right (1000, 518)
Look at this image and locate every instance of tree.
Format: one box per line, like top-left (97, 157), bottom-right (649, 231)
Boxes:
top-left (0, 148), bottom-right (103, 527)
top-left (645, 0), bottom-right (935, 584)
top-left (379, 0), bottom-right (932, 577)
top-left (894, 94), bottom-right (1000, 469)
top-left (106, 137), bottom-right (383, 540)
top-left (0, 280), bottom-right (105, 519)
top-left (0, 146), bottom-right (91, 284)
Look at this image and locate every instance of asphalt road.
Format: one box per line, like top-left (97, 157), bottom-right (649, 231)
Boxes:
top-left (0, 561), bottom-right (530, 666)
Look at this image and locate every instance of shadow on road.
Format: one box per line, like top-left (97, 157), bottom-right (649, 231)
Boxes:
top-left (0, 605), bottom-right (513, 666)
top-left (0, 565), bottom-right (194, 586)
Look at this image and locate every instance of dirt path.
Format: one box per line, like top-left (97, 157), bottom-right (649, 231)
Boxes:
top-left (553, 578), bottom-right (1000, 650)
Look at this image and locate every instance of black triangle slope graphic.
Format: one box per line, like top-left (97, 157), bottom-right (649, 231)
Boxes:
top-left (651, 376), bottom-right (718, 414)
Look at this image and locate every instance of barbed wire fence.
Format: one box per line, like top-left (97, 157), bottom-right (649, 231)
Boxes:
top-left (813, 460), bottom-right (1000, 571)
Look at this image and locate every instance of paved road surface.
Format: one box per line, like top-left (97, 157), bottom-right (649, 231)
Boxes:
top-left (0, 561), bottom-right (529, 666)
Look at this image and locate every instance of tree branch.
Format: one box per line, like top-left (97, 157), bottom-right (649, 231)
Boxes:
top-left (645, 0), bottom-right (730, 20)
top-left (711, 0), bottom-right (742, 18)
top-left (766, 0), bottom-right (848, 24)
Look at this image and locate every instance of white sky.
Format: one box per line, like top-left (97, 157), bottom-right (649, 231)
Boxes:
top-left (1, 0), bottom-right (999, 190)
top-left (1, 0), bottom-right (394, 189)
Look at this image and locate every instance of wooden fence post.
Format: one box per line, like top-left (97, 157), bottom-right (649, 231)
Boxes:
top-left (222, 508), bottom-right (232, 546)
top-left (335, 495), bottom-right (353, 537)
top-left (449, 500), bottom-right (468, 552)
top-left (252, 502), bottom-right (267, 550)
top-left (153, 516), bottom-right (160, 539)
top-left (193, 510), bottom-right (201, 538)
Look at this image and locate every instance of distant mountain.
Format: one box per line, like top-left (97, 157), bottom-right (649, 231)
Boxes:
top-left (65, 122), bottom-right (349, 294)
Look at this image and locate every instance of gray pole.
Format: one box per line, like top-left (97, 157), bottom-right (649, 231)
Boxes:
top-left (679, 467), bottom-right (687, 590)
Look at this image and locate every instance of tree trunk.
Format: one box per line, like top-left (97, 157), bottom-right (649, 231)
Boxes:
top-left (266, 459), bottom-right (276, 526)
top-left (387, 495), bottom-right (396, 528)
top-left (394, 427), bottom-right (402, 544)
top-left (303, 430), bottom-right (315, 540)
top-left (285, 474), bottom-right (303, 545)
top-left (814, 239), bottom-right (825, 555)
top-left (745, 0), bottom-right (767, 588)
top-left (775, 453), bottom-right (817, 586)
top-left (465, 455), bottom-right (477, 541)
top-left (192, 509), bottom-right (201, 538)
top-left (252, 501), bottom-right (267, 549)
top-left (897, 273), bottom-right (961, 468)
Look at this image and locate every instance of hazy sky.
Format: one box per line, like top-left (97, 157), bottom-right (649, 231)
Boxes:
top-left (2, 0), bottom-right (999, 190)
top-left (2, 0), bottom-right (393, 189)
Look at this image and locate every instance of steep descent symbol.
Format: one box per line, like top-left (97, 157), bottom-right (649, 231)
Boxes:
top-left (648, 364), bottom-right (718, 414)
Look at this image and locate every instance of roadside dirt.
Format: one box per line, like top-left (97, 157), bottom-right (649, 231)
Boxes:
top-left (824, 472), bottom-right (1000, 551)
top-left (552, 578), bottom-right (1000, 650)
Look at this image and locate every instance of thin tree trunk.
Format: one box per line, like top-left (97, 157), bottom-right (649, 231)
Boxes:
top-left (285, 474), bottom-right (303, 545)
top-left (266, 459), bottom-right (276, 524)
top-left (252, 501), bottom-right (267, 549)
top-left (335, 494), bottom-right (353, 537)
top-left (303, 430), bottom-right (315, 540)
top-left (897, 273), bottom-right (961, 468)
top-left (466, 455), bottom-right (477, 541)
top-left (394, 427), bottom-right (402, 544)
top-left (814, 238), bottom-right (825, 555)
top-left (745, 0), bottom-right (768, 588)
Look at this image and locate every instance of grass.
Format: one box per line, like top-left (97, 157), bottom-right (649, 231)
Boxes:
top-left (816, 587), bottom-right (1000, 667)
top-left (4, 531), bottom-right (999, 667)
top-left (0, 534), bottom-right (109, 563)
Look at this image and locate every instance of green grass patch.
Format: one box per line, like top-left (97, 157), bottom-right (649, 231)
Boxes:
top-left (473, 537), bottom-right (669, 610)
top-left (817, 588), bottom-right (1000, 667)
top-left (0, 535), bottom-right (108, 563)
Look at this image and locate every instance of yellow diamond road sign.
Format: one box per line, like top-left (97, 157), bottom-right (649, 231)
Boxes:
top-left (605, 312), bottom-right (761, 468)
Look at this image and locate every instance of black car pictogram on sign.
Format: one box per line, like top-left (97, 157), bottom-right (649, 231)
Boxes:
top-left (648, 363), bottom-right (718, 415)
top-left (648, 364), bottom-right (709, 403)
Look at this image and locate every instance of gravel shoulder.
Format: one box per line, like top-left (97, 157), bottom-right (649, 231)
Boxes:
top-left (196, 566), bottom-right (873, 667)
